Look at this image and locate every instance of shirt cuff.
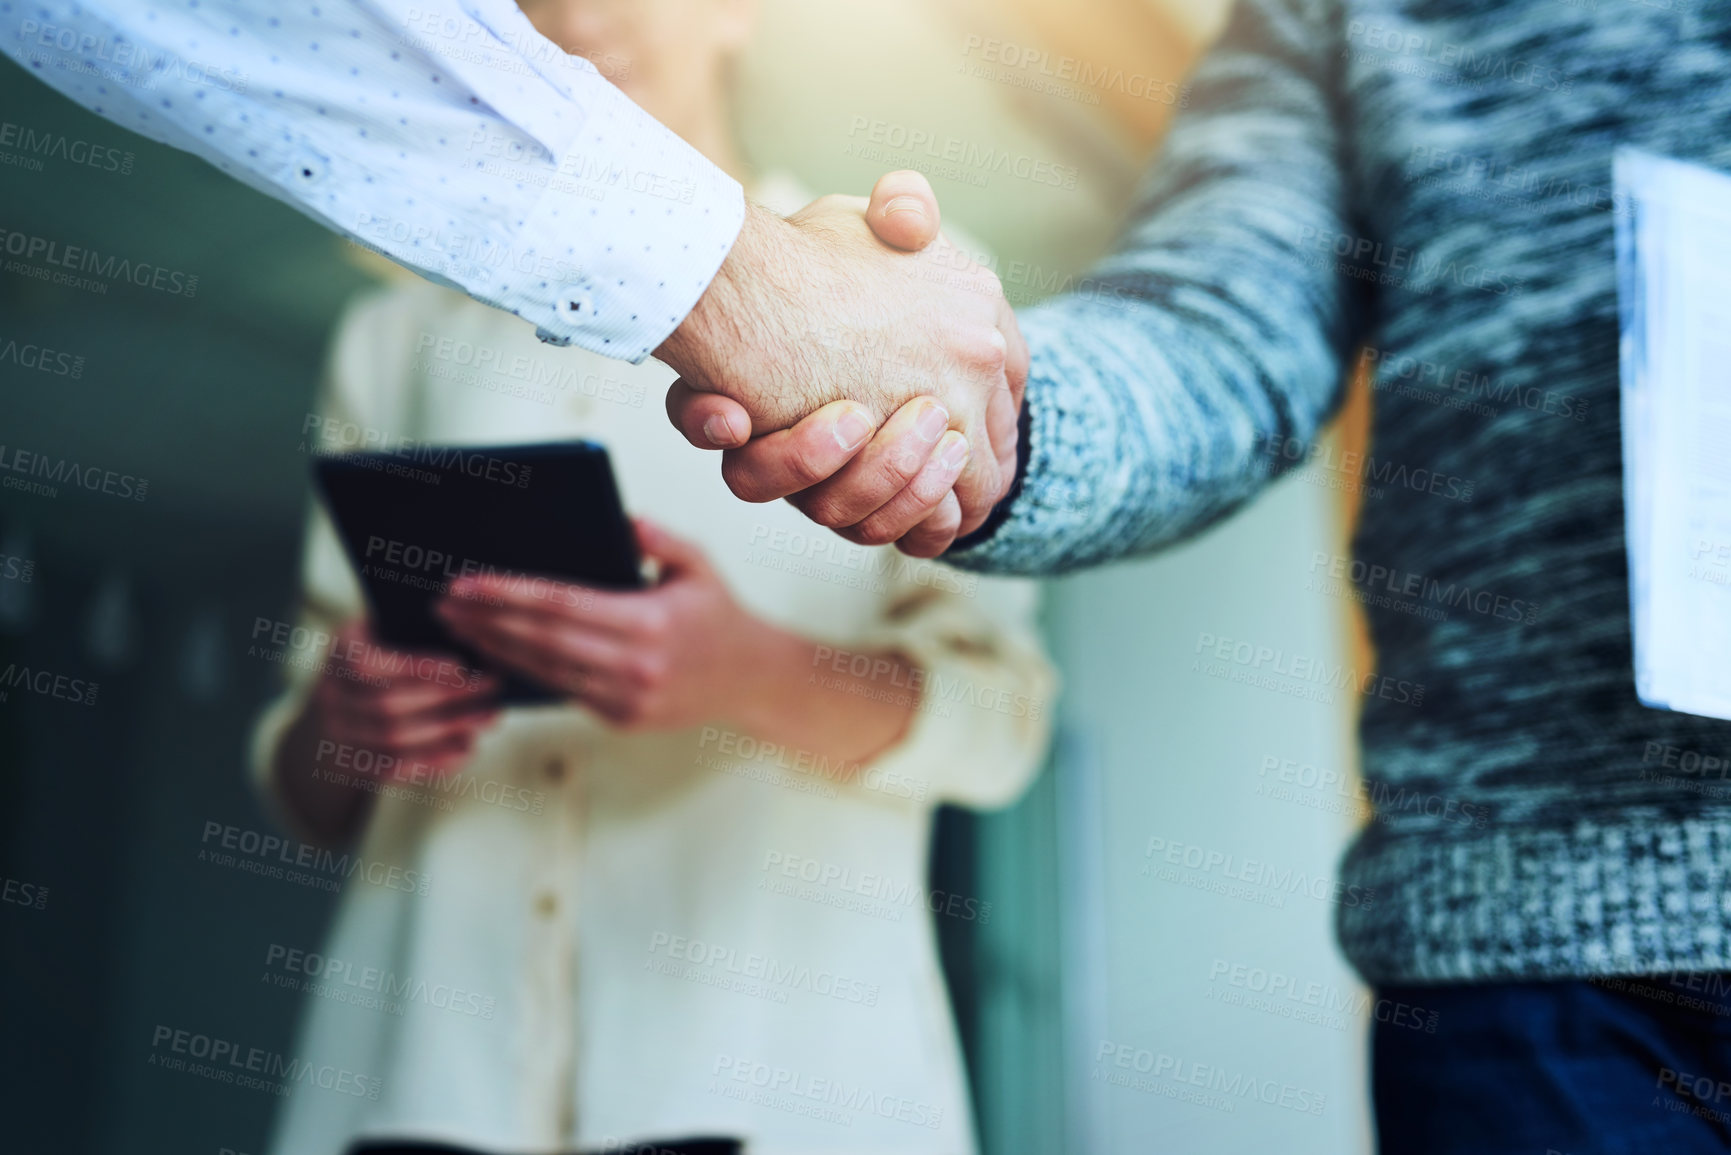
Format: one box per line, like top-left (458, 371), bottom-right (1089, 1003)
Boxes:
top-left (514, 82), bottom-right (746, 361)
top-left (851, 612), bottom-right (1053, 810)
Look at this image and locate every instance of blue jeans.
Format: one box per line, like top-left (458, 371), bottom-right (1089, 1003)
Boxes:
top-left (1373, 975), bottom-right (1731, 1154)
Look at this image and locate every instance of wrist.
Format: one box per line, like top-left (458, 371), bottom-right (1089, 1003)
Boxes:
top-left (656, 205), bottom-right (767, 388)
top-left (654, 205), bottom-right (820, 432)
top-left (721, 623), bottom-right (809, 737)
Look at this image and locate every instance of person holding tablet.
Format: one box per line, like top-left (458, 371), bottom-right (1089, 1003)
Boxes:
top-left (247, 2), bottom-right (1056, 1153)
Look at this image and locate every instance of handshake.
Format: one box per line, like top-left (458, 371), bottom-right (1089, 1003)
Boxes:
top-left (655, 171), bottom-right (1028, 559)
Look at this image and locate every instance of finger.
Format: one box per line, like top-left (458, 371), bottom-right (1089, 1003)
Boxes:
top-left (336, 700), bottom-right (498, 753)
top-left (950, 405), bottom-right (1004, 539)
top-left (442, 582), bottom-right (663, 641)
top-left (985, 377), bottom-right (1020, 506)
top-left (633, 518), bottom-right (709, 578)
top-left (458, 625), bottom-right (591, 696)
top-left (896, 491), bottom-right (965, 559)
top-left (666, 378), bottom-right (751, 449)
top-left (354, 675), bottom-right (496, 721)
top-left (865, 170), bottom-right (941, 252)
top-left (842, 431), bottom-right (970, 547)
top-left (444, 574), bottom-right (594, 618)
top-left (442, 606), bottom-right (633, 671)
top-left (718, 399), bottom-right (877, 503)
top-left (998, 295), bottom-right (1029, 414)
top-left (786, 397), bottom-right (952, 529)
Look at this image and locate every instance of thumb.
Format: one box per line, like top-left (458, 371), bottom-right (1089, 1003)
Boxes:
top-left (633, 518), bottom-right (709, 579)
top-left (866, 170), bottom-right (941, 251)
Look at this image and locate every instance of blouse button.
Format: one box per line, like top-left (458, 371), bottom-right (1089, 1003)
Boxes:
top-left (544, 756), bottom-right (567, 783)
top-left (534, 890), bottom-right (558, 918)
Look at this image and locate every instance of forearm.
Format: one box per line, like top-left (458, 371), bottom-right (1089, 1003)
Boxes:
top-left (950, 0), bottom-right (1361, 576)
top-left (726, 626), bottom-right (918, 767)
top-left (269, 700), bottom-right (374, 850)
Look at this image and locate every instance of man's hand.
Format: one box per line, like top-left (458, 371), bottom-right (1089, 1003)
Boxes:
top-left (656, 171), bottom-right (1027, 554)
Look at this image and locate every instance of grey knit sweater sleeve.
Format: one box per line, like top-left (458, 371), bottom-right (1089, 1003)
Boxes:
top-left (952, 0), bottom-right (1360, 575)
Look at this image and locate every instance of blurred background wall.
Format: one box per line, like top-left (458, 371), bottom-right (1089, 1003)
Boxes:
top-left (0, 1), bottom-right (1373, 1152)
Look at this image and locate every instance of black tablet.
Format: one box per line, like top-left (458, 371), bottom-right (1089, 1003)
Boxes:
top-left (313, 439), bottom-right (643, 704)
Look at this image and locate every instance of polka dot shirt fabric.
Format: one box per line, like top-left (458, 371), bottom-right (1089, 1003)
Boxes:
top-left (1, 0), bottom-right (746, 360)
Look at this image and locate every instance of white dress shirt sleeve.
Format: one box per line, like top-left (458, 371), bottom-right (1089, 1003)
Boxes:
top-left (855, 575), bottom-right (1059, 810)
top-left (1, 0), bottom-right (744, 361)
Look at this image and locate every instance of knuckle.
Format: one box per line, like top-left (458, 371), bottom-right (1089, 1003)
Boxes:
top-left (635, 655), bottom-right (669, 690)
top-left (720, 456), bottom-right (772, 503)
top-left (785, 442), bottom-right (832, 488)
top-left (795, 489), bottom-right (855, 529)
top-left (850, 517), bottom-right (901, 548)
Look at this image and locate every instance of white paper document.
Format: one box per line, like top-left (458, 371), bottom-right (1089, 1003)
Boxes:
top-left (1616, 148), bottom-right (1731, 720)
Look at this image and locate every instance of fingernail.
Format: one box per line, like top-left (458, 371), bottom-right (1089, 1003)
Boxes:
top-left (939, 431), bottom-right (970, 472)
top-left (702, 414), bottom-right (735, 446)
top-left (834, 407), bottom-right (874, 451)
top-left (883, 195), bottom-right (926, 218)
top-left (914, 403), bottom-right (950, 443)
